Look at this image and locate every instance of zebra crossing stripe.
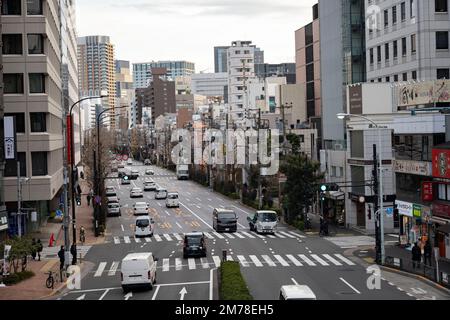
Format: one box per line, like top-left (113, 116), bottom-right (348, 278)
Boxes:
top-left (323, 254), bottom-right (343, 266)
top-left (173, 234), bottom-right (183, 241)
top-left (114, 237), bottom-right (120, 244)
top-left (213, 256), bottom-right (221, 268)
top-left (213, 232), bottom-right (225, 239)
top-left (279, 231), bottom-right (296, 239)
top-left (237, 255), bottom-right (249, 267)
top-left (286, 255), bottom-right (303, 266)
top-left (162, 259), bottom-right (170, 272)
top-left (240, 232), bottom-right (255, 239)
top-left (188, 258), bottom-right (196, 270)
top-left (234, 233), bottom-right (245, 239)
top-left (288, 231), bottom-right (306, 238)
top-left (249, 255), bottom-right (263, 267)
top-left (145, 237), bottom-right (152, 242)
top-left (226, 255), bottom-right (234, 261)
top-left (311, 254), bottom-right (329, 266)
top-left (262, 255), bottom-right (276, 267)
top-left (154, 235), bottom-right (163, 242)
top-left (175, 258), bottom-right (183, 271)
top-left (273, 255), bottom-right (290, 267)
top-left (201, 258), bottom-right (210, 269)
top-left (108, 262), bottom-right (119, 276)
top-left (94, 262), bottom-right (107, 277)
top-left (163, 234), bottom-right (173, 241)
top-left (223, 233), bottom-right (235, 239)
top-left (298, 254), bottom-right (316, 266)
top-left (274, 233), bottom-right (286, 239)
top-left (204, 233), bottom-right (214, 239)
top-left (254, 233), bottom-right (266, 239)
top-left (124, 236), bottom-right (131, 244)
top-left (334, 254), bottom-right (356, 266)
top-left (267, 235), bottom-right (277, 239)
top-left (134, 237), bottom-right (141, 243)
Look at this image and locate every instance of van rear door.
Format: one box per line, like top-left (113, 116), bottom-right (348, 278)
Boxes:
top-left (121, 258), bottom-right (151, 285)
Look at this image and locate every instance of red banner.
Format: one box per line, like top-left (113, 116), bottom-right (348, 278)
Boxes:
top-left (422, 182), bottom-right (434, 202)
top-left (433, 203), bottom-right (450, 219)
top-left (432, 148), bottom-right (450, 179)
top-left (67, 115), bottom-right (72, 165)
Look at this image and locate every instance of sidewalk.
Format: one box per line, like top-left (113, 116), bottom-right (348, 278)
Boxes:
top-left (305, 213), bottom-right (363, 237)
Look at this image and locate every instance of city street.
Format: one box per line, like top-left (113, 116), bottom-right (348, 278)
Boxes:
top-left (55, 161), bottom-right (449, 301)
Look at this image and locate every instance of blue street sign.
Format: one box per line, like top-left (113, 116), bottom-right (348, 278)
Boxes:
top-left (385, 207), bottom-right (394, 217)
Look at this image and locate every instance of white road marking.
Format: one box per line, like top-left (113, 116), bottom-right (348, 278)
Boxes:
top-left (267, 235), bottom-right (276, 239)
top-left (99, 289), bottom-right (110, 301)
top-left (213, 232), bottom-right (225, 239)
top-left (114, 237), bottom-right (120, 244)
top-left (175, 258), bottom-right (183, 271)
top-left (234, 233), bottom-right (245, 239)
top-left (278, 231), bottom-right (296, 239)
top-left (121, 225), bottom-right (124, 232)
top-left (232, 205), bottom-right (252, 215)
top-left (288, 231), bottom-right (306, 238)
top-left (223, 233), bottom-right (235, 239)
top-left (163, 234), bottom-right (173, 241)
top-left (124, 236), bottom-right (131, 244)
top-left (208, 205), bottom-right (214, 210)
top-left (196, 198), bottom-right (202, 201)
top-left (286, 255), bottom-right (303, 266)
top-left (209, 269), bottom-right (214, 301)
top-left (254, 233), bottom-right (266, 239)
top-left (196, 205), bottom-right (201, 209)
top-left (201, 258), bottom-right (210, 269)
top-left (151, 286), bottom-right (160, 300)
top-left (108, 262), bottom-right (119, 276)
top-left (298, 254), bottom-right (316, 266)
top-left (323, 254), bottom-right (343, 266)
top-left (165, 210), bottom-right (171, 216)
top-left (212, 256), bottom-right (221, 268)
top-left (261, 255), bottom-right (276, 267)
top-left (237, 255), bottom-right (249, 267)
top-left (291, 278), bottom-right (299, 285)
top-left (188, 258), bottom-right (196, 270)
top-left (249, 255), bottom-right (263, 267)
top-left (204, 232), bottom-right (214, 239)
top-left (176, 222), bottom-right (183, 229)
top-left (334, 254), bottom-right (356, 266)
top-left (173, 233), bottom-right (183, 241)
top-left (134, 237), bottom-right (141, 243)
top-left (145, 237), bottom-right (152, 242)
top-left (162, 259), bottom-right (170, 272)
top-left (311, 254), bottom-right (329, 266)
top-left (340, 278), bottom-right (361, 294)
top-left (180, 202), bottom-right (213, 230)
top-left (240, 232), bottom-right (255, 239)
top-left (94, 262), bottom-right (107, 277)
top-left (157, 203), bottom-right (162, 207)
top-left (273, 255), bottom-right (290, 267)
top-left (154, 235), bottom-right (162, 242)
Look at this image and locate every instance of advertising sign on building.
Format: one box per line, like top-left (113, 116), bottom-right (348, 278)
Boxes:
top-left (349, 85), bottom-right (363, 115)
top-left (0, 211), bottom-right (8, 232)
top-left (395, 200), bottom-right (413, 217)
top-left (4, 116), bottom-right (17, 160)
top-left (398, 80), bottom-right (450, 107)
top-left (413, 204), bottom-right (422, 219)
top-left (433, 203), bottom-right (450, 219)
top-left (422, 182), bottom-right (434, 202)
top-left (432, 148), bottom-right (450, 179)
top-left (394, 160), bottom-right (432, 176)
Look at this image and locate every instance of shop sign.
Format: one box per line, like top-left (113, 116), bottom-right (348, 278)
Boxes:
top-left (422, 182), bottom-right (434, 202)
top-left (396, 200), bottom-right (413, 217)
top-left (400, 235), bottom-right (408, 245)
top-left (398, 79), bottom-right (450, 107)
top-left (394, 160), bottom-right (432, 176)
top-left (413, 204), bottom-right (422, 218)
top-left (349, 85), bottom-right (363, 115)
top-left (432, 203), bottom-right (450, 219)
top-left (432, 149), bottom-right (450, 179)
top-left (0, 211), bottom-right (8, 232)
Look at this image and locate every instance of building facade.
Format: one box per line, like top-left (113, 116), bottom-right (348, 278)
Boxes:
top-left (191, 72), bottom-right (228, 99)
top-left (2, 0), bottom-right (79, 236)
top-left (115, 60), bottom-right (134, 131)
top-left (214, 46), bottom-right (229, 73)
top-left (133, 61), bottom-right (195, 89)
top-left (255, 63), bottom-right (296, 84)
top-left (77, 35), bottom-right (116, 128)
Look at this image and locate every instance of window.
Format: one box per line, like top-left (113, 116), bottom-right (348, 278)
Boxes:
top-left (5, 153), bottom-right (26, 177)
top-left (401, 2), bottom-right (406, 20)
top-left (30, 113), bottom-right (47, 132)
top-left (2, 34), bottom-right (23, 55)
top-left (28, 34), bottom-right (44, 54)
top-left (437, 68), bottom-right (450, 79)
top-left (32, 152), bottom-right (48, 176)
top-left (1, 0), bottom-right (21, 15)
top-left (393, 40), bottom-right (398, 58)
top-left (411, 34), bottom-right (417, 53)
top-left (384, 10), bottom-right (389, 27)
top-left (29, 73), bottom-right (45, 93)
top-left (386, 76), bottom-right (391, 82)
top-left (385, 43), bottom-right (390, 60)
top-left (378, 78), bottom-right (382, 82)
top-left (394, 74), bottom-right (399, 81)
top-left (4, 113), bottom-right (25, 133)
top-left (4, 74), bottom-right (24, 94)
top-left (377, 46), bottom-right (381, 62)
top-left (350, 131), bottom-right (364, 158)
top-left (370, 48), bottom-right (374, 64)
top-left (435, 0), bottom-right (448, 12)
top-left (331, 166), bottom-right (337, 177)
top-left (410, 0), bottom-right (416, 17)
top-left (27, 0), bottom-right (43, 15)
top-left (403, 73), bottom-right (408, 81)
top-left (402, 37), bottom-right (407, 56)
top-left (438, 184), bottom-right (450, 201)
top-left (436, 31), bottom-right (449, 49)
top-left (393, 6), bottom-right (398, 24)
top-left (412, 70), bottom-right (417, 80)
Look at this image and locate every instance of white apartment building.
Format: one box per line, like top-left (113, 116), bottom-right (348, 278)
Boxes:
top-left (191, 72), bottom-right (228, 98)
top-left (2, 0), bottom-right (79, 234)
top-left (133, 61), bottom-right (195, 89)
top-left (366, 0), bottom-right (450, 82)
top-left (115, 60), bottom-right (134, 131)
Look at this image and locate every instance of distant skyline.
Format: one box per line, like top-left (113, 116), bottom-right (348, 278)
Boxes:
top-left (76, 0), bottom-right (317, 72)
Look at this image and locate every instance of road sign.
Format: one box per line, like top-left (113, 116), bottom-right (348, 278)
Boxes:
top-left (385, 207), bottom-right (394, 217)
top-left (122, 155), bottom-right (129, 161)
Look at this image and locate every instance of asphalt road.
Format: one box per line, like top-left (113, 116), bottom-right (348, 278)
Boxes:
top-left (56, 160), bottom-right (442, 301)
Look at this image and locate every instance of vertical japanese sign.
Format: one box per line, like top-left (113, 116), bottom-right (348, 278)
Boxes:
top-left (4, 116), bottom-right (16, 160)
top-left (422, 182), bottom-right (434, 202)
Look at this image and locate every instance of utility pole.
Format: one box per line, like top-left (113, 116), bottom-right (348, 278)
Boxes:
top-left (17, 162), bottom-right (21, 237)
top-left (257, 109), bottom-right (263, 209)
top-left (372, 144), bottom-right (381, 265)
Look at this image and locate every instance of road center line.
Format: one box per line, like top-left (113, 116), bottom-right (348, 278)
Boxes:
top-left (121, 225), bottom-right (124, 232)
top-left (151, 285), bottom-right (160, 300)
top-left (180, 202), bottom-right (213, 230)
top-left (209, 269), bottom-right (214, 300)
top-left (340, 278), bottom-right (361, 294)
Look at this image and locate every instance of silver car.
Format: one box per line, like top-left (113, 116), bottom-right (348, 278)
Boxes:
top-left (130, 187), bottom-right (144, 198)
top-left (155, 188), bottom-right (168, 200)
top-left (107, 203), bottom-right (121, 217)
top-left (133, 202), bottom-right (149, 216)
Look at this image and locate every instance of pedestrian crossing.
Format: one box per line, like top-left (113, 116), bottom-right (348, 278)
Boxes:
top-left (110, 231), bottom-right (305, 245)
top-left (91, 253), bottom-right (357, 277)
top-left (41, 246), bottom-right (92, 260)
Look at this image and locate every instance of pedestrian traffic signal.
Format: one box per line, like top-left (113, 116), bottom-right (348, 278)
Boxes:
top-left (320, 185), bottom-right (327, 192)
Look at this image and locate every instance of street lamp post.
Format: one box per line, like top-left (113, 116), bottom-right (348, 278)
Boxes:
top-left (337, 113), bottom-right (385, 265)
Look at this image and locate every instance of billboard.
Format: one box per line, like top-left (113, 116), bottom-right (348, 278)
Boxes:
top-left (432, 148), bottom-right (450, 179)
top-left (4, 116), bottom-right (17, 160)
top-left (398, 80), bottom-right (450, 107)
top-left (349, 85), bottom-right (363, 115)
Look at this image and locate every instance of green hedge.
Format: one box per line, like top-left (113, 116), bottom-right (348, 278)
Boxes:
top-left (2, 271), bottom-right (35, 286)
top-left (220, 261), bottom-right (253, 300)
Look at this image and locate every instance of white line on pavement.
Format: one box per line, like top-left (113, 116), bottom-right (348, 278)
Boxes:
top-left (176, 222), bottom-right (183, 230)
top-left (175, 258), bottom-right (183, 271)
top-left (180, 202), bottom-right (213, 230)
top-left (249, 255), bottom-right (263, 267)
top-left (340, 278), bottom-right (361, 294)
top-left (212, 256), bottom-right (221, 268)
top-left (188, 258), bottom-right (196, 270)
top-left (311, 254), bottom-right (329, 266)
top-left (151, 286), bottom-right (160, 300)
top-left (334, 254), bottom-right (356, 266)
top-left (114, 237), bottom-right (120, 244)
top-left (286, 255), bottom-right (303, 266)
top-left (121, 225), bottom-right (124, 232)
top-left (322, 254), bottom-right (343, 266)
top-left (291, 278), bottom-right (299, 285)
top-left (209, 269), bottom-right (214, 301)
top-left (273, 255), bottom-right (290, 267)
top-left (108, 262), bottom-right (119, 276)
top-left (163, 234), bottom-right (173, 241)
top-left (99, 289), bottom-right (110, 301)
top-left (261, 255), bottom-right (276, 267)
top-left (94, 262), bottom-right (107, 277)
top-left (162, 259), bottom-right (170, 272)
top-left (124, 236), bottom-right (131, 244)
top-left (173, 233), bottom-right (183, 241)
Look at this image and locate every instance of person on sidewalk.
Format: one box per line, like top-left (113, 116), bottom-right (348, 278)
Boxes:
top-left (37, 239), bottom-right (43, 261)
top-left (31, 238), bottom-right (37, 261)
top-left (70, 243), bottom-right (77, 265)
top-left (87, 194), bottom-right (91, 206)
top-left (424, 240), bottom-right (432, 266)
top-left (412, 242), bottom-right (422, 269)
top-left (58, 246), bottom-right (65, 271)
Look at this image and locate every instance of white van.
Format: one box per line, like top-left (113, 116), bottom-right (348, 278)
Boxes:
top-left (166, 193), bottom-right (179, 208)
top-left (248, 210), bottom-right (278, 234)
top-left (279, 285), bottom-right (316, 300)
top-left (135, 216), bottom-right (155, 237)
top-left (121, 253), bottom-right (158, 293)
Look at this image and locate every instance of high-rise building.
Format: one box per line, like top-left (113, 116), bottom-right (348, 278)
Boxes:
top-left (115, 60), bottom-right (134, 131)
top-left (77, 35), bottom-right (116, 128)
top-left (365, 0), bottom-right (450, 83)
top-left (133, 61), bottom-right (195, 89)
top-left (255, 63), bottom-right (296, 84)
top-left (214, 46), bottom-right (229, 73)
top-left (2, 0), bottom-right (79, 236)
top-left (191, 73), bottom-right (228, 99)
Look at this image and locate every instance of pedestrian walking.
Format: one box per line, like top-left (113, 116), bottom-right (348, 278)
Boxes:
top-left (37, 239), bottom-right (43, 261)
top-left (87, 194), bottom-right (91, 206)
top-left (70, 243), bottom-right (77, 265)
top-left (412, 242), bottom-right (422, 269)
top-left (80, 171), bottom-right (84, 180)
top-left (58, 246), bottom-right (65, 271)
top-left (424, 240), bottom-right (432, 266)
top-left (31, 238), bottom-right (37, 260)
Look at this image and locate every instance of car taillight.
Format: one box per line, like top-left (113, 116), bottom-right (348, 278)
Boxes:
top-left (148, 271), bottom-right (151, 279)
top-left (121, 272), bottom-right (123, 281)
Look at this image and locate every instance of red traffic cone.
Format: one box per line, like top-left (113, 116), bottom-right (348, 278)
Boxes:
top-left (49, 233), bottom-right (55, 247)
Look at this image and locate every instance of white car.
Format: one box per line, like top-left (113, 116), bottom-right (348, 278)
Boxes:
top-left (127, 159), bottom-right (133, 165)
top-left (165, 193), bottom-right (179, 208)
top-left (130, 187), bottom-right (144, 198)
top-left (279, 285), bottom-right (317, 300)
top-left (145, 169), bottom-right (155, 176)
top-left (155, 188), bottom-right (168, 200)
top-left (121, 253), bottom-right (158, 293)
top-left (135, 216), bottom-right (155, 238)
top-left (133, 202), bottom-right (149, 215)
top-left (144, 180), bottom-right (157, 191)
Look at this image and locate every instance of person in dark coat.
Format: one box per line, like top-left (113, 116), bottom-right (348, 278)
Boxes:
top-left (36, 239), bottom-right (43, 261)
top-left (58, 246), bottom-right (65, 271)
top-left (31, 238), bottom-right (37, 260)
top-left (424, 241), bottom-right (432, 266)
top-left (87, 194), bottom-right (92, 206)
top-left (70, 243), bottom-right (77, 265)
top-left (412, 242), bottom-right (422, 269)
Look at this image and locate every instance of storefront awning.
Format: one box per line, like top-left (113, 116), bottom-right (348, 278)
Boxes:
top-left (430, 216), bottom-right (450, 226)
top-left (437, 224), bottom-right (450, 235)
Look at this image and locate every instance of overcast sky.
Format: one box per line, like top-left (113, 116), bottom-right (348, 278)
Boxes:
top-left (76, 0), bottom-right (317, 72)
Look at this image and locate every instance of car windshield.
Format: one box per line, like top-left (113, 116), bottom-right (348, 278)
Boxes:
top-left (219, 213), bottom-right (236, 219)
top-left (186, 236), bottom-right (202, 245)
top-left (136, 219), bottom-right (150, 228)
top-left (168, 194), bottom-right (178, 199)
top-left (109, 204), bottom-right (119, 208)
top-left (159, 189), bottom-right (167, 193)
top-left (132, 188), bottom-right (141, 192)
top-left (257, 212), bottom-right (277, 222)
top-left (135, 203), bottom-right (146, 208)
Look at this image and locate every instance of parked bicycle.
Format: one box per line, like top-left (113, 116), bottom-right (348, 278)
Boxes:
top-left (45, 271), bottom-right (57, 289)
